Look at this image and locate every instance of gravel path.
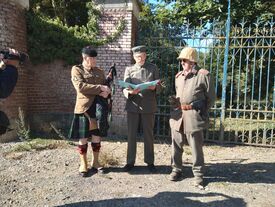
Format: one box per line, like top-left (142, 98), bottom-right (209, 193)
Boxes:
top-left (0, 140), bottom-right (274, 207)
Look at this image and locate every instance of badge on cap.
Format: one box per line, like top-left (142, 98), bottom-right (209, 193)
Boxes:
top-left (132, 45), bottom-right (146, 54)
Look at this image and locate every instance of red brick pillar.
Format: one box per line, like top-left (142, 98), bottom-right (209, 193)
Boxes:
top-left (96, 0), bottom-right (141, 136)
top-left (18, 0), bottom-right (140, 138)
top-left (0, 0), bottom-right (29, 142)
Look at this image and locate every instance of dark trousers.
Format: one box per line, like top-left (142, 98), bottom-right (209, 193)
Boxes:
top-left (126, 112), bottom-right (155, 165)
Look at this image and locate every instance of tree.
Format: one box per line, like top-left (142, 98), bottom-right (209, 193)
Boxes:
top-left (153, 0), bottom-right (275, 26)
top-left (27, 0), bottom-right (126, 64)
top-left (138, 0), bottom-right (275, 105)
top-left (29, 0), bottom-right (90, 26)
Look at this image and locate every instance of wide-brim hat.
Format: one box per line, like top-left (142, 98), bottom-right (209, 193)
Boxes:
top-left (177, 47), bottom-right (198, 63)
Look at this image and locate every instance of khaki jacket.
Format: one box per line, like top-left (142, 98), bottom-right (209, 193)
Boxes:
top-left (123, 62), bottom-right (160, 113)
top-left (169, 68), bottom-right (216, 133)
top-left (71, 65), bottom-right (105, 114)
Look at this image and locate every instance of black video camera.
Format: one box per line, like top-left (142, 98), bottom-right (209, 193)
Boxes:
top-left (0, 50), bottom-right (28, 63)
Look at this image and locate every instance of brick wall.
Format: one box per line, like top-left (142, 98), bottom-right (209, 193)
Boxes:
top-left (0, 0), bottom-right (28, 142)
top-left (97, 7), bottom-right (136, 135)
top-left (27, 2), bottom-right (140, 137)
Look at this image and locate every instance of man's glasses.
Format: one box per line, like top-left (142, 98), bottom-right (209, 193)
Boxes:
top-left (180, 59), bottom-right (195, 67)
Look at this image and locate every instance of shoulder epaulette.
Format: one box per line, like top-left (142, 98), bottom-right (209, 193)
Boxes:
top-left (73, 64), bottom-right (82, 69)
top-left (94, 66), bottom-right (104, 71)
top-left (198, 69), bottom-right (209, 75)
top-left (176, 71), bottom-right (183, 78)
top-left (72, 65), bottom-right (81, 70)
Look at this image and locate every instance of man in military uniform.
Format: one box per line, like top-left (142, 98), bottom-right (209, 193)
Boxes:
top-left (69, 46), bottom-right (111, 176)
top-left (169, 47), bottom-right (216, 187)
top-left (122, 45), bottom-right (161, 172)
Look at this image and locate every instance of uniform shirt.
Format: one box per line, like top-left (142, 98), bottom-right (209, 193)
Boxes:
top-left (170, 68), bottom-right (216, 133)
top-left (123, 62), bottom-right (160, 113)
top-left (71, 64), bottom-right (105, 114)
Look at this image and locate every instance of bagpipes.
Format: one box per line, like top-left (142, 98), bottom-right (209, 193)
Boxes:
top-left (105, 63), bottom-right (117, 121)
top-left (95, 63), bottom-right (117, 137)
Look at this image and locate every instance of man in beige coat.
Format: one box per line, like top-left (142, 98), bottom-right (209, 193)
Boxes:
top-left (69, 46), bottom-right (111, 176)
top-left (122, 45), bottom-right (161, 172)
top-left (169, 47), bottom-right (216, 187)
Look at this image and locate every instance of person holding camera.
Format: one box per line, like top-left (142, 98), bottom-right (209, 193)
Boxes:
top-left (0, 48), bottom-right (27, 99)
top-left (69, 46), bottom-right (111, 177)
top-left (169, 47), bottom-right (216, 188)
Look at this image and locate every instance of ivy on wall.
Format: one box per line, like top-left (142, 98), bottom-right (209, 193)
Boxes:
top-left (26, 1), bottom-right (126, 65)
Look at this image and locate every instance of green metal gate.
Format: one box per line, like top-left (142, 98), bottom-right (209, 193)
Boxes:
top-left (143, 18), bottom-right (275, 146)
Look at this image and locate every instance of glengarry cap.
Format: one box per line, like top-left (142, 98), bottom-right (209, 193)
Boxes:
top-left (82, 46), bottom-right (97, 57)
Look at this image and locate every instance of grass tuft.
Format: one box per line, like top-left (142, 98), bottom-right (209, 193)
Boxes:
top-left (2, 139), bottom-right (74, 159)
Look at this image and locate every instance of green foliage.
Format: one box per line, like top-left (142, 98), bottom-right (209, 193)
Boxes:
top-left (27, 0), bottom-right (126, 64)
top-left (139, 1), bottom-right (275, 101)
top-left (153, 0), bottom-right (275, 26)
top-left (6, 139), bottom-right (71, 154)
top-left (30, 0), bottom-right (90, 26)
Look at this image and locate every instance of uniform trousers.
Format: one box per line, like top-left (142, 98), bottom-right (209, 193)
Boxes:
top-left (126, 112), bottom-right (155, 165)
top-left (171, 129), bottom-right (204, 178)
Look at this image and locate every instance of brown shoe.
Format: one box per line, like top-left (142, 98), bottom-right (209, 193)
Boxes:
top-left (169, 171), bottom-right (183, 181)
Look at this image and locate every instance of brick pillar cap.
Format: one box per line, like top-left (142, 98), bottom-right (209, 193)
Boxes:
top-left (95, 0), bottom-right (141, 18)
top-left (15, 0), bottom-right (29, 9)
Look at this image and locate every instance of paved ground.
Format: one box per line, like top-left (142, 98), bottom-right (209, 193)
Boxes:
top-left (0, 139), bottom-right (274, 207)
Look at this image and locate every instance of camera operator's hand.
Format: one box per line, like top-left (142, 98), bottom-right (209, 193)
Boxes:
top-left (8, 48), bottom-right (20, 56)
top-left (0, 60), bottom-right (5, 70)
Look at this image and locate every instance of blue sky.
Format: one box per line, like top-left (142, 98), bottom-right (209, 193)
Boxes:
top-left (148, 0), bottom-right (159, 3)
top-left (147, 0), bottom-right (174, 8)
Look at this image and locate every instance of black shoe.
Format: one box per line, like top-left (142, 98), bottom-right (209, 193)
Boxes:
top-left (169, 171), bottom-right (183, 181)
top-left (123, 164), bottom-right (134, 172)
top-left (91, 167), bottom-right (105, 174)
top-left (79, 171), bottom-right (89, 177)
top-left (194, 177), bottom-right (204, 189)
top-left (148, 164), bottom-right (157, 173)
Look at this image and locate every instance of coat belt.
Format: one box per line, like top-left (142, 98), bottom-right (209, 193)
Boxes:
top-left (178, 104), bottom-right (193, 110)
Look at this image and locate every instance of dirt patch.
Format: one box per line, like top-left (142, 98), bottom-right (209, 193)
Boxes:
top-left (0, 139), bottom-right (274, 207)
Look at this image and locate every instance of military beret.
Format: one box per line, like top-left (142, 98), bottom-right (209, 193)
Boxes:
top-left (82, 46), bottom-right (97, 57)
top-left (132, 45), bottom-right (146, 54)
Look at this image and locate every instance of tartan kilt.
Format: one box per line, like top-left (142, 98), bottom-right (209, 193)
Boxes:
top-left (68, 96), bottom-right (109, 139)
top-left (68, 114), bottom-right (90, 139)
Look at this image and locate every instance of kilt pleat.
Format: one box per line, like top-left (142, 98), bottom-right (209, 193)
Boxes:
top-left (68, 95), bottom-right (110, 139)
top-left (68, 114), bottom-right (90, 139)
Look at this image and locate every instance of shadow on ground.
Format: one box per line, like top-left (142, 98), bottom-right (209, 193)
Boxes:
top-left (104, 159), bottom-right (275, 185)
top-left (56, 191), bottom-right (246, 207)
top-left (105, 165), bottom-right (171, 175)
top-left (205, 159), bottom-right (275, 184)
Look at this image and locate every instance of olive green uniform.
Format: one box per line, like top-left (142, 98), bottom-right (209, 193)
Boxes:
top-left (170, 68), bottom-right (216, 178)
top-left (123, 62), bottom-right (160, 165)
